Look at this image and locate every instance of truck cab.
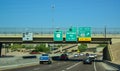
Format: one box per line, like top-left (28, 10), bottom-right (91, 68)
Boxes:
top-left (39, 54), bottom-right (52, 64)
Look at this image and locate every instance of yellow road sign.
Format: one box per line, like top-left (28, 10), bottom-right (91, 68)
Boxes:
top-left (78, 38), bottom-right (91, 41)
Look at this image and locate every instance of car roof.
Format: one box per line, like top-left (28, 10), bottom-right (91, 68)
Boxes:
top-left (42, 54), bottom-right (48, 56)
top-left (61, 54), bottom-right (67, 55)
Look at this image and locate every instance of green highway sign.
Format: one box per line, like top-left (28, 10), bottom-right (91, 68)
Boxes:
top-left (78, 27), bottom-right (91, 41)
top-left (66, 31), bottom-right (77, 41)
top-left (54, 31), bottom-right (63, 41)
top-left (78, 27), bottom-right (91, 37)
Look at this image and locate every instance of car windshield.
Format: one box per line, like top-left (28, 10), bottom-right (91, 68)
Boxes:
top-left (0, 0), bottom-right (119, 71)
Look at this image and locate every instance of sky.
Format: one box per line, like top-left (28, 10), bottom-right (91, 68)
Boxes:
top-left (0, 0), bottom-right (120, 28)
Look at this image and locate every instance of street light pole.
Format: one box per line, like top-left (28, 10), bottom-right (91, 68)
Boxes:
top-left (51, 4), bottom-right (55, 31)
top-left (104, 26), bottom-right (107, 44)
top-left (51, 2), bottom-right (55, 54)
top-left (105, 26), bottom-right (106, 38)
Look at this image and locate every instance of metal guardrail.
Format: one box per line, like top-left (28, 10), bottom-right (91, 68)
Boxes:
top-left (0, 27), bottom-right (120, 34)
top-left (0, 34), bottom-right (120, 39)
top-left (0, 28), bottom-right (120, 38)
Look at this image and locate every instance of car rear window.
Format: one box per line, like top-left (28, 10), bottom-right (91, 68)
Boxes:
top-left (42, 54), bottom-right (48, 56)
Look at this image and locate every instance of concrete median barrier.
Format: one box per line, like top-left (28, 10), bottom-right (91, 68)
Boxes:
top-left (22, 55), bottom-right (37, 59)
top-left (51, 56), bottom-right (60, 61)
top-left (103, 60), bottom-right (120, 71)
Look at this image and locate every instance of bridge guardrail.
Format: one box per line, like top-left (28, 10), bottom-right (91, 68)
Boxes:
top-left (0, 34), bottom-right (120, 39)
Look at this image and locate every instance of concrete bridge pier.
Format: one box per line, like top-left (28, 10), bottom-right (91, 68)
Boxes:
top-left (0, 43), bottom-right (2, 57)
top-left (103, 43), bottom-right (112, 61)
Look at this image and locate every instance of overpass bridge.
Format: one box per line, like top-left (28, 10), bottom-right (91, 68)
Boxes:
top-left (0, 27), bottom-right (119, 58)
top-left (0, 35), bottom-right (112, 57)
top-left (0, 36), bottom-right (112, 44)
top-left (0, 27), bottom-right (120, 44)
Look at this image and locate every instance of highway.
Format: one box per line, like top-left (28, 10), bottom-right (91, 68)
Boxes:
top-left (3, 57), bottom-right (114, 71)
top-left (2, 61), bottom-right (105, 71)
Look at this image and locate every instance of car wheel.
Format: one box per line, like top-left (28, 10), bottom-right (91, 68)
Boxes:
top-left (40, 61), bottom-right (43, 64)
top-left (48, 61), bottom-right (52, 64)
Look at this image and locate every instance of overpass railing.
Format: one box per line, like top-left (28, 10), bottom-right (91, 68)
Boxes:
top-left (0, 28), bottom-right (120, 38)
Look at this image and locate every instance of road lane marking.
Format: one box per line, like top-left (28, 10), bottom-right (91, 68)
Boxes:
top-left (94, 60), bottom-right (97, 71)
top-left (66, 62), bottom-right (80, 70)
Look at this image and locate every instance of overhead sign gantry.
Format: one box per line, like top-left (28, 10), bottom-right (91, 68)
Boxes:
top-left (53, 27), bottom-right (92, 42)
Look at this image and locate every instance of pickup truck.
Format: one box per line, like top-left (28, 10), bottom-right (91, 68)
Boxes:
top-left (39, 54), bottom-right (52, 64)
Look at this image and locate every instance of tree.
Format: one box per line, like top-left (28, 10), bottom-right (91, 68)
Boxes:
top-left (78, 43), bottom-right (87, 52)
top-left (35, 44), bottom-right (50, 52)
top-left (10, 44), bottom-right (22, 51)
top-left (24, 45), bottom-right (34, 49)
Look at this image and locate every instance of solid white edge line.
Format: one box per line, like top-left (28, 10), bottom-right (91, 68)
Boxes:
top-left (94, 59), bottom-right (97, 71)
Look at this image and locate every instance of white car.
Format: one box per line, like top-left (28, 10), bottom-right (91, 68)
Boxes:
top-left (74, 54), bottom-right (79, 57)
top-left (88, 54), bottom-right (95, 58)
top-left (80, 53), bottom-right (84, 56)
top-left (88, 54), bottom-right (98, 60)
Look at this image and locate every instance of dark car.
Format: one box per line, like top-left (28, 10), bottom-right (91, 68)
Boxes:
top-left (60, 54), bottom-right (69, 60)
top-left (83, 58), bottom-right (92, 64)
top-left (30, 50), bottom-right (41, 54)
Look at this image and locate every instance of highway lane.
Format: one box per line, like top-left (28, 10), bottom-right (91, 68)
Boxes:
top-left (3, 55), bottom-right (118, 71)
top-left (3, 60), bottom-right (108, 71)
top-left (3, 61), bottom-right (78, 71)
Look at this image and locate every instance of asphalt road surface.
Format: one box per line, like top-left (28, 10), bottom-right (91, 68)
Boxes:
top-left (3, 58), bottom-right (111, 71)
top-left (2, 55), bottom-right (119, 71)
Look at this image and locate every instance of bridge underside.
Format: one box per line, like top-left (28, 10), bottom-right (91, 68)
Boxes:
top-left (0, 37), bottom-right (112, 44)
top-left (0, 37), bottom-right (112, 57)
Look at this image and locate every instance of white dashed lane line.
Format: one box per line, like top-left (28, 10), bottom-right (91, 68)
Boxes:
top-left (94, 60), bottom-right (97, 71)
top-left (66, 62), bottom-right (81, 70)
